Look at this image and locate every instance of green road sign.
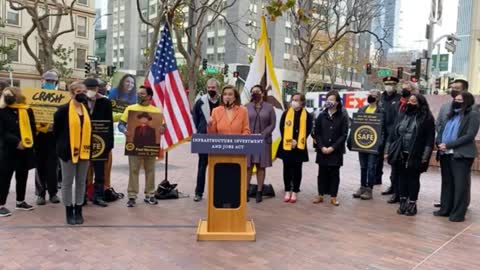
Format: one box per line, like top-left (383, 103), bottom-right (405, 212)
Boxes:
top-left (377, 70), bottom-right (392, 76)
top-left (432, 54), bottom-right (449, 72)
top-left (205, 67), bottom-right (218, 74)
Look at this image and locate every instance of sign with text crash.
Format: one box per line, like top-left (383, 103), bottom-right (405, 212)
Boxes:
top-left (23, 87), bottom-right (71, 124)
top-left (191, 134), bottom-right (265, 155)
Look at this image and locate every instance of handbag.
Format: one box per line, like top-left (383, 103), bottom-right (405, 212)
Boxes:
top-left (387, 138), bottom-right (402, 165)
top-left (154, 179), bottom-right (180, 200)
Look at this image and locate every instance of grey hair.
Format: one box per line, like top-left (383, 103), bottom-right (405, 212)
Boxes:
top-left (206, 78), bottom-right (220, 88)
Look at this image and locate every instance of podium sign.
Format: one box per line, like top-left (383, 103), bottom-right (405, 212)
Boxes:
top-left (191, 134), bottom-right (264, 241)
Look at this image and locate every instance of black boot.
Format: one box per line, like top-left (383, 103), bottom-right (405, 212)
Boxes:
top-left (397, 198), bottom-right (408, 215)
top-left (256, 190), bottom-right (263, 203)
top-left (65, 205), bottom-right (75, 225)
top-left (405, 201), bottom-right (417, 216)
top-left (74, 205), bottom-right (84, 225)
top-left (381, 186), bottom-right (393, 195)
top-left (387, 194), bottom-right (400, 204)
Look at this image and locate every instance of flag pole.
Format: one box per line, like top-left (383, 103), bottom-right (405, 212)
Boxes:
top-left (164, 151), bottom-right (169, 181)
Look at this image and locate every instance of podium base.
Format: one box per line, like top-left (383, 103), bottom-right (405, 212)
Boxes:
top-left (196, 219), bottom-right (256, 241)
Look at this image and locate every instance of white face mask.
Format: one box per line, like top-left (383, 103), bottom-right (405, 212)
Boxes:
top-left (385, 85), bottom-right (394, 93)
top-left (86, 90), bottom-right (97, 99)
top-left (291, 101), bottom-right (301, 109)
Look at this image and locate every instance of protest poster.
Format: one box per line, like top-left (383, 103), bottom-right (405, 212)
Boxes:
top-left (124, 111), bottom-right (162, 156)
top-left (91, 120), bottom-right (111, 161)
top-left (350, 113), bottom-right (383, 154)
top-left (23, 87), bottom-right (70, 124)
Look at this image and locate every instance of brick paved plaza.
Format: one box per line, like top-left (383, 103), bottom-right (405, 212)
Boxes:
top-left (1, 141), bottom-right (479, 270)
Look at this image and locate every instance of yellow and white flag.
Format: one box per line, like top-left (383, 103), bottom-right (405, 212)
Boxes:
top-left (241, 16), bottom-right (284, 158)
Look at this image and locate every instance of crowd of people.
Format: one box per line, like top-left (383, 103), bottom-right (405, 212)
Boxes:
top-left (0, 71), bottom-right (478, 225)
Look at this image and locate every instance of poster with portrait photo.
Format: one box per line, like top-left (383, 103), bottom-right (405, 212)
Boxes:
top-left (124, 111), bottom-right (163, 156)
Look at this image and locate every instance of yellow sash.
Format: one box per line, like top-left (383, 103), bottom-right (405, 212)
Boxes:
top-left (68, 101), bottom-right (91, 163)
top-left (8, 103), bottom-right (34, 148)
top-left (283, 107), bottom-right (307, 150)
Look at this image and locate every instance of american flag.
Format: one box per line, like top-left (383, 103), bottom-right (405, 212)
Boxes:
top-left (146, 24), bottom-right (195, 150)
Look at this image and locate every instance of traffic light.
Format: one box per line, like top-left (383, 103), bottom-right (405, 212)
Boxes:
top-left (202, 59), bottom-right (208, 70)
top-left (366, 63), bottom-right (372, 75)
top-left (233, 71), bottom-right (239, 78)
top-left (85, 62), bottom-right (91, 77)
top-left (397, 67), bottom-right (403, 79)
top-left (410, 59), bottom-right (421, 80)
top-left (107, 65), bottom-right (116, 77)
top-left (223, 64), bottom-right (229, 75)
top-left (435, 77), bottom-right (441, 89)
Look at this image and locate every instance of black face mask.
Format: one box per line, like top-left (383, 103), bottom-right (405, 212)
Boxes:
top-left (405, 104), bottom-right (418, 114)
top-left (208, 91), bottom-right (217, 98)
top-left (367, 96), bottom-right (376, 104)
top-left (75, 93), bottom-right (88, 104)
top-left (452, 101), bottom-right (463, 110)
top-left (451, 91), bottom-right (459, 99)
top-left (401, 89), bottom-right (411, 98)
top-left (4, 95), bottom-right (15, 105)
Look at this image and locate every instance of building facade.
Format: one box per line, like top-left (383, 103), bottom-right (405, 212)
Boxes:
top-left (0, 0), bottom-right (96, 87)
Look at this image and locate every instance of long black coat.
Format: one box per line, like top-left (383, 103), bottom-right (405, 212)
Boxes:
top-left (315, 109), bottom-right (349, 166)
top-left (276, 109), bottom-right (313, 162)
top-left (0, 107), bottom-right (37, 170)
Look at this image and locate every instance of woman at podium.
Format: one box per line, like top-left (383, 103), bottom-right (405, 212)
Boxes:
top-left (245, 85), bottom-right (276, 203)
top-left (208, 85), bottom-right (250, 135)
top-left (277, 93), bottom-right (313, 203)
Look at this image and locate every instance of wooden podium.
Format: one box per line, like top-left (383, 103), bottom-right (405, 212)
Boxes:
top-left (191, 134), bottom-right (265, 241)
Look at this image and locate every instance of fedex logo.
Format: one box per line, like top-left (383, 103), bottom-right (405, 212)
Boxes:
top-left (318, 92), bottom-right (368, 109)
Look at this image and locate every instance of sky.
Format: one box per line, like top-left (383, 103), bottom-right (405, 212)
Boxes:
top-left (96, 0), bottom-right (108, 29)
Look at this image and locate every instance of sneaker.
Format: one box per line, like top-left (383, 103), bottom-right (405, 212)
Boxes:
top-left (36, 196), bottom-right (46, 205)
top-left (0, 207), bottom-right (12, 217)
top-left (193, 194), bottom-right (202, 202)
top-left (127, 198), bottom-right (136, 208)
top-left (352, 187), bottom-right (366, 199)
top-left (93, 199), bottom-right (108, 207)
top-left (16, 202), bottom-right (35, 211)
top-left (49, 195), bottom-right (60, 204)
top-left (144, 196), bottom-right (158, 205)
top-left (360, 188), bottom-right (373, 200)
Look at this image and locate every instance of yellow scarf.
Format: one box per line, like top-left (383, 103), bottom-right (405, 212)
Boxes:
top-left (68, 100), bottom-right (91, 163)
top-left (283, 107), bottom-right (307, 151)
top-left (8, 103), bottom-right (34, 148)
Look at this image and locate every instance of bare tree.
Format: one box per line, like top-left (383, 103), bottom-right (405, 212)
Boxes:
top-left (8, 0), bottom-right (77, 76)
top-left (137, 0), bottom-right (244, 103)
top-left (269, 0), bottom-right (389, 92)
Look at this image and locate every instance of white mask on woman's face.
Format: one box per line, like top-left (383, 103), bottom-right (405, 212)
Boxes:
top-left (291, 101), bottom-right (301, 109)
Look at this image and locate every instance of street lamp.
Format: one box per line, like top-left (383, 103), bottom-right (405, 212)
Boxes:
top-left (93, 13), bottom-right (112, 26)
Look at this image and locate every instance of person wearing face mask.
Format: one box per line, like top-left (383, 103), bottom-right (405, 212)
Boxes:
top-left (0, 87), bottom-right (37, 217)
top-left (208, 85), bottom-right (250, 135)
top-left (83, 78), bottom-right (114, 207)
top-left (53, 81), bottom-right (92, 225)
top-left (34, 71), bottom-right (62, 206)
top-left (387, 94), bottom-right (435, 216)
top-left (434, 92), bottom-right (479, 222)
top-left (118, 86), bottom-right (164, 208)
top-left (382, 79), bottom-right (418, 203)
top-left (192, 79), bottom-right (221, 202)
top-left (245, 85), bottom-right (276, 203)
top-left (349, 90), bottom-right (386, 200)
top-left (313, 90), bottom-right (348, 206)
top-left (277, 93), bottom-right (313, 203)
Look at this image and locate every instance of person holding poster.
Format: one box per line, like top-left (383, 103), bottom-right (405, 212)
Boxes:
top-left (351, 90), bottom-right (385, 200)
top-left (118, 86), bottom-right (163, 208)
top-left (0, 87), bottom-right (37, 217)
top-left (245, 85), bottom-right (276, 203)
top-left (312, 90), bottom-right (348, 206)
top-left (84, 78), bottom-right (114, 207)
top-left (387, 94), bottom-right (435, 216)
top-left (277, 93), bottom-right (313, 204)
top-left (54, 81), bottom-right (92, 225)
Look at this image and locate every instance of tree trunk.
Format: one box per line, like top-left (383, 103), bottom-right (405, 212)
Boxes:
top-left (188, 67), bottom-right (198, 105)
top-left (299, 71), bottom-right (308, 94)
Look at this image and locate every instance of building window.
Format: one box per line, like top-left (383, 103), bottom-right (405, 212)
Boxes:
top-left (285, 43), bottom-right (292, 53)
top-left (285, 28), bottom-right (292, 39)
top-left (217, 19), bottom-right (225, 28)
top-left (119, 36), bottom-right (124, 44)
top-left (119, 61), bottom-right (124, 68)
top-left (76, 16), bottom-right (87, 38)
top-left (113, 37), bottom-right (118, 45)
top-left (6, 39), bottom-right (20, 62)
top-left (149, 4), bottom-right (156, 14)
top-left (217, 53), bottom-right (224, 62)
top-left (76, 48), bottom-right (87, 69)
top-left (78, 0), bottom-right (88, 5)
top-left (207, 37), bottom-right (215, 46)
top-left (113, 50), bottom-right (118, 57)
top-left (119, 49), bottom-right (124, 57)
top-left (207, 53), bottom-right (215, 62)
top-left (7, 8), bottom-right (20, 26)
top-left (217, 36), bottom-right (225, 47)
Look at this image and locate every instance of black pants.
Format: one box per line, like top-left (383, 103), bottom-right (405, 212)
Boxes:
top-left (195, 154), bottom-right (208, 195)
top-left (91, 160), bottom-right (105, 200)
top-left (0, 166), bottom-right (28, 205)
top-left (439, 156), bottom-right (473, 221)
top-left (375, 148), bottom-right (385, 184)
top-left (390, 164), bottom-right (400, 197)
top-left (34, 132), bottom-right (58, 197)
top-left (397, 157), bottom-right (421, 201)
top-left (283, 161), bottom-right (303, 192)
top-left (318, 165), bottom-right (340, 197)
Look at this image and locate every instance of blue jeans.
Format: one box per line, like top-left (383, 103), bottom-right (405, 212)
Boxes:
top-left (359, 153), bottom-right (378, 188)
